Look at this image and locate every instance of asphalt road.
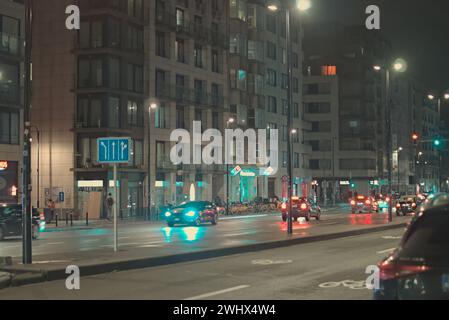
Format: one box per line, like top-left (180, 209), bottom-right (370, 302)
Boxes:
top-left (0, 209), bottom-right (396, 263)
top-left (0, 228), bottom-right (405, 300)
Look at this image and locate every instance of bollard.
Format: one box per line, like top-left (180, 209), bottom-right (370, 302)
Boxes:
top-left (55, 214), bottom-right (58, 227)
top-left (86, 212), bottom-right (89, 226)
top-left (66, 212), bottom-right (69, 226)
top-left (70, 214), bottom-right (73, 227)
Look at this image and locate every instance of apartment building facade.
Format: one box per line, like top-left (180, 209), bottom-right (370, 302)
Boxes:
top-left (0, 0), bottom-right (24, 204)
top-left (303, 23), bottom-right (392, 201)
top-left (29, 0), bottom-right (311, 216)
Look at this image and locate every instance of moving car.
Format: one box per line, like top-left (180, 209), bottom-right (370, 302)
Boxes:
top-left (0, 204), bottom-right (42, 241)
top-left (395, 195), bottom-right (417, 216)
top-left (281, 197), bottom-right (321, 222)
top-left (374, 202), bottom-right (449, 300)
top-left (350, 195), bottom-right (377, 214)
top-left (164, 201), bottom-right (218, 227)
top-left (374, 194), bottom-right (390, 212)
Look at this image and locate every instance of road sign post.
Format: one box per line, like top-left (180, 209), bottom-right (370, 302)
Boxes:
top-left (97, 137), bottom-right (131, 253)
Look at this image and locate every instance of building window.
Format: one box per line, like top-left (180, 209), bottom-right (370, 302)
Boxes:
top-left (294, 153), bottom-right (300, 168)
top-left (266, 41), bottom-right (276, 60)
top-left (0, 14), bottom-right (20, 55)
top-left (306, 102), bottom-right (331, 114)
top-left (321, 65), bottom-right (337, 76)
top-left (0, 109), bottom-right (19, 145)
top-left (156, 31), bottom-right (167, 57)
top-left (0, 62), bottom-right (19, 103)
top-left (211, 49), bottom-right (220, 73)
top-left (175, 38), bottom-right (186, 63)
top-left (108, 97), bottom-right (120, 128)
top-left (155, 102), bottom-right (167, 129)
top-left (266, 69), bottom-right (277, 87)
top-left (127, 64), bottom-right (143, 92)
top-left (194, 44), bottom-right (204, 68)
top-left (127, 100), bottom-right (140, 126)
top-left (78, 57), bottom-right (103, 87)
top-left (267, 96), bottom-right (277, 113)
top-left (266, 14), bottom-right (276, 33)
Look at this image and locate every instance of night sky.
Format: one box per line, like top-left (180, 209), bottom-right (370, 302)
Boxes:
top-left (302, 0), bottom-right (449, 92)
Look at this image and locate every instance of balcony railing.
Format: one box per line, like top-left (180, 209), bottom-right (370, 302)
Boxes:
top-left (0, 33), bottom-right (23, 56)
top-left (156, 84), bottom-right (225, 108)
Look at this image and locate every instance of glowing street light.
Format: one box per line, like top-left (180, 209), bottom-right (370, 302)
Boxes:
top-left (297, 0), bottom-right (312, 11)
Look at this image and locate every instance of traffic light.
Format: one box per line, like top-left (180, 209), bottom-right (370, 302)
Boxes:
top-left (412, 133), bottom-right (419, 145)
top-left (434, 139), bottom-right (441, 147)
top-left (350, 181), bottom-right (356, 189)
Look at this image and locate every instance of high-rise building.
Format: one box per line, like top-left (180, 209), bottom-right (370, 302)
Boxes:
top-left (0, 0), bottom-right (24, 204)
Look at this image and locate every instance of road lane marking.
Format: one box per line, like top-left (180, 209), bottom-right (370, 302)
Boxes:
top-left (377, 247), bottom-right (396, 254)
top-left (185, 285), bottom-right (250, 300)
top-left (381, 236), bottom-right (401, 240)
top-left (221, 215), bottom-right (268, 220)
top-left (138, 245), bottom-right (162, 248)
top-left (47, 242), bottom-right (64, 245)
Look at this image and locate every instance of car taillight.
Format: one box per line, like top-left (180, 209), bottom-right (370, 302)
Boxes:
top-left (385, 197), bottom-right (390, 202)
top-left (396, 203), bottom-right (401, 208)
top-left (365, 200), bottom-right (371, 205)
top-left (300, 203), bottom-right (308, 210)
top-left (379, 260), bottom-right (430, 281)
top-left (281, 203), bottom-right (287, 210)
top-left (350, 200), bottom-right (356, 205)
top-left (412, 203), bottom-right (417, 208)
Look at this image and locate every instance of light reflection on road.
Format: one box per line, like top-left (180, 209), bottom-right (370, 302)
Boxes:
top-left (161, 226), bottom-right (205, 243)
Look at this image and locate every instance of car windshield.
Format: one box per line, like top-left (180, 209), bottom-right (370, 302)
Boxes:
top-left (400, 209), bottom-right (449, 261)
top-left (177, 202), bottom-right (210, 210)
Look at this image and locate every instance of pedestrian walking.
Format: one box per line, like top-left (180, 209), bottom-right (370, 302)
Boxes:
top-left (105, 193), bottom-right (114, 221)
top-left (47, 199), bottom-right (55, 223)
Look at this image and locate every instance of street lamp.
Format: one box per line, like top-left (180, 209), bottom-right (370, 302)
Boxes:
top-left (226, 117), bottom-right (235, 216)
top-left (147, 103), bottom-right (158, 220)
top-left (373, 58), bottom-right (407, 223)
top-left (268, 0), bottom-right (312, 235)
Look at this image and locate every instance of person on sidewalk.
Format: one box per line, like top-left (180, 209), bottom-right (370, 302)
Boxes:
top-left (47, 199), bottom-right (55, 223)
top-left (105, 194), bottom-right (114, 221)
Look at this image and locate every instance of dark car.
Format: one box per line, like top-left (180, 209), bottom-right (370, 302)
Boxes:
top-left (0, 204), bottom-right (42, 241)
top-left (395, 196), bottom-right (417, 216)
top-left (164, 201), bottom-right (219, 227)
top-left (374, 203), bottom-right (449, 300)
top-left (281, 197), bottom-right (321, 222)
top-left (350, 195), bottom-right (377, 214)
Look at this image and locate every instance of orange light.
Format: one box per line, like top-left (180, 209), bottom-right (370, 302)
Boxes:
top-left (300, 203), bottom-right (308, 210)
top-left (396, 203), bottom-right (401, 208)
top-left (385, 197), bottom-right (390, 202)
top-left (291, 196), bottom-right (300, 201)
top-left (281, 203), bottom-right (287, 210)
top-left (350, 200), bottom-right (356, 206)
top-left (0, 161), bottom-right (8, 171)
top-left (365, 200), bottom-right (371, 205)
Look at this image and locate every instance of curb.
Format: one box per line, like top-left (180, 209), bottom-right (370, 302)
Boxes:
top-left (1, 222), bottom-right (407, 288)
top-left (0, 272), bottom-right (12, 290)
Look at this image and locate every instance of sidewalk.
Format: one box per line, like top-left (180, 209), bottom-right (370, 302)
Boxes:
top-left (0, 214), bottom-right (409, 288)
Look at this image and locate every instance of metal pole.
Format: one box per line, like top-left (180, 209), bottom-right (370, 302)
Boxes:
top-left (22, 0), bottom-right (33, 264)
top-left (386, 69), bottom-right (393, 222)
top-left (286, 8), bottom-right (294, 235)
top-left (37, 129), bottom-right (40, 209)
top-left (397, 150), bottom-right (400, 194)
top-left (114, 164), bottom-right (118, 252)
top-left (226, 121), bottom-right (230, 216)
top-left (147, 109), bottom-right (152, 220)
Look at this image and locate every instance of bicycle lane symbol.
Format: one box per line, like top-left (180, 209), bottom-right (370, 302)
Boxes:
top-left (319, 280), bottom-right (369, 290)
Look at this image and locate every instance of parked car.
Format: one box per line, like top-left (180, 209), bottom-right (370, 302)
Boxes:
top-left (350, 195), bottom-right (377, 214)
top-left (281, 197), bottom-right (321, 222)
top-left (374, 202), bottom-right (449, 300)
top-left (163, 201), bottom-right (218, 227)
top-left (0, 204), bottom-right (42, 241)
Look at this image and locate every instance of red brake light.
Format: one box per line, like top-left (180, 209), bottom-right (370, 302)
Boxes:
top-left (396, 203), bottom-right (401, 208)
top-left (300, 203), bottom-right (308, 210)
top-left (350, 200), bottom-right (356, 206)
top-left (385, 197), bottom-right (390, 202)
top-left (379, 260), bottom-right (430, 281)
top-left (281, 203), bottom-right (287, 210)
top-left (365, 200), bottom-right (371, 205)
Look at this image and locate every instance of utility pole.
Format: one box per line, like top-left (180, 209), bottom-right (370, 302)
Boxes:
top-left (385, 69), bottom-right (393, 223)
top-left (286, 8), bottom-right (294, 235)
top-left (22, 0), bottom-right (33, 264)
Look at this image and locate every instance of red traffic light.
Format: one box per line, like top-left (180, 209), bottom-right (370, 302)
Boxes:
top-left (412, 133), bottom-right (419, 141)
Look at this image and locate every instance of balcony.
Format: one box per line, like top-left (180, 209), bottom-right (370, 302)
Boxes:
top-left (156, 84), bottom-right (225, 109)
top-left (0, 33), bottom-right (23, 57)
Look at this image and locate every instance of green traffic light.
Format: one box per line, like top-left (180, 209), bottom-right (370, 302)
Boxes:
top-left (434, 140), bottom-right (441, 147)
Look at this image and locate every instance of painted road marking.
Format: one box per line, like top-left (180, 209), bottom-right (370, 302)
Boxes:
top-left (47, 242), bottom-right (65, 245)
top-left (138, 244), bottom-right (162, 248)
top-left (252, 259), bottom-right (293, 266)
top-left (377, 247), bottom-right (397, 254)
top-left (382, 236), bottom-right (401, 240)
top-left (319, 280), bottom-right (368, 290)
top-left (221, 215), bottom-right (268, 221)
top-left (185, 285), bottom-right (250, 300)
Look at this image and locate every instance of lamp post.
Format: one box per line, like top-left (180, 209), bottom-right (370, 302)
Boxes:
top-left (373, 58), bottom-right (407, 223)
top-left (30, 126), bottom-right (40, 209)
top-left (148, 103), bottom-right (158, 220)
top-left (397, 147), bottom-right (403, 194)
top-left (427, 92), bottom-right (449, 192)
top-left (268, 0), bottom-right (311, 235)
top-left (226, 117), bottom-right (235, 215)
top-left (22, 0), bottom-right (33, 264)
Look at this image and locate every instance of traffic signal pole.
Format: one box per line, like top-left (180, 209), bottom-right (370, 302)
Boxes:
top-left (22, 0), bottom-right (33, 264)
top-left (385, 69), bottom-right (393, 223)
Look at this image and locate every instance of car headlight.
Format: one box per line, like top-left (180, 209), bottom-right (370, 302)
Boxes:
top-left (165, 212), bottom-right (172, 217)
top-left (185, 211), bottom-right (196, 217)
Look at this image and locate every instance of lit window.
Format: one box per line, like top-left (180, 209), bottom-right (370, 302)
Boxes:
top-left (321, 66), bottom-right (337, 76)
